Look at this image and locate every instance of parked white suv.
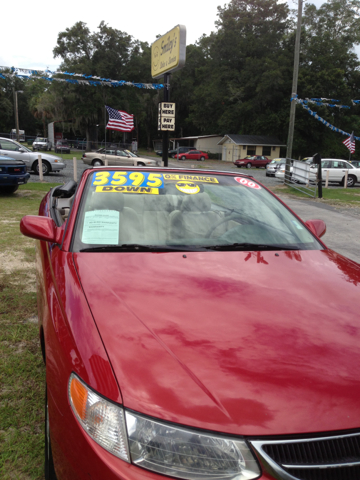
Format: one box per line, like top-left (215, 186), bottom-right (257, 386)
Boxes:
top-left (33, 137), bottom-right (52, 151)
top-left (0, 138), bottom-right (65, 175)
top-left (309, 159), bottom-right (360, 187)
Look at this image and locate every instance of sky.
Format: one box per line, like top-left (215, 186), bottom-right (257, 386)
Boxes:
top-left (0, 0), bottom-right (229, 72)
top-left (1, 0), bottom-right (323, 74)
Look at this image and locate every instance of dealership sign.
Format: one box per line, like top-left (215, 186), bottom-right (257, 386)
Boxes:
top-left (151, 25), bottom-right (186, 79)
top-left (158, 102), bottom-right (176, 131)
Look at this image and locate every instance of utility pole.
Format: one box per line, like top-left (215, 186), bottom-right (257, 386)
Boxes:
top-left (162, 73), bottom-right (170, 167)
top-left (286, 0), bottom-right (303, 176)
top-left (13, 89), bottom-right (23, 142)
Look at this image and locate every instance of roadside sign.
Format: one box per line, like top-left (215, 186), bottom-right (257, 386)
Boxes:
top-left (158, 102), bottom-right (176, 131)
top-left (151, 25), bottom-right (186, 79)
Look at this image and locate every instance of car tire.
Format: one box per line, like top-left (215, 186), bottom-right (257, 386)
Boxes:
top-left (92, 159), bottom-right (103, 166)
top-left (200, 156), bottom-right (205, 161)
top-left (137, 162), bottom-right (146, 166)
top-left (33, 161), bottom-right (50, 176)
top-left (343, 175), bottom-right (356, 187)
top-left (45, 387), bottom-right (57, 480)
top-left (181, 156), bottom-right (186, 160)
top-left (236, 165), bottom-right (241, 168)
top-left (246, 163), bottom-right (252, 168)
top-left (0, 185), bottom-right (19, 194)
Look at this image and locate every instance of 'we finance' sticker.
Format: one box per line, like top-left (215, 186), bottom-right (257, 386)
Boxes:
top-left (234, 177), bottom-right (261, 189)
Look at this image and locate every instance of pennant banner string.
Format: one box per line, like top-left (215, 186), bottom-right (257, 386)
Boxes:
top-left (291, 96), bottom-right (360, 140)
top-left (0, 66), bottom-right (164, 90)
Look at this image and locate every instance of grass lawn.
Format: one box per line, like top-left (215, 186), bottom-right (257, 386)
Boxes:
top-left (0, 183), bottom-right (60, 480)
top-left (271, 184), bottom-right (360, 207)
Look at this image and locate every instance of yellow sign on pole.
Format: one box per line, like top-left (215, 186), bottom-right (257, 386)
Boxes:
top-left (151, 25), bottom-right (186, 79)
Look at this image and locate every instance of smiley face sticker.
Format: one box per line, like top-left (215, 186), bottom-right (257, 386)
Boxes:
top-left (175, 181), bottom-right (201, 194)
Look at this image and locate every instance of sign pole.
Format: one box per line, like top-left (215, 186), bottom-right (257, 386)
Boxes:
top-left (162, 73), bottom-right (170, 167)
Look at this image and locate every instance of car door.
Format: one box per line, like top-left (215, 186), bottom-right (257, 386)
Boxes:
top-left (0, 138), bottom-right (31, 168)
top-left (259, 156), bottom-right (268, 167)
top-left (187, 150), bottom-right (199, 160)
top-left (115, 150), bottom-right (133, 166)
top-left (328, 160), bottom-right (347, 182)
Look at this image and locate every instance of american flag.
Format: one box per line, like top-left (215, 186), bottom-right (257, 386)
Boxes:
top-left (106, 106), bottom-right (134, 132)
top-left (343, 132), bottom-right (355, 154)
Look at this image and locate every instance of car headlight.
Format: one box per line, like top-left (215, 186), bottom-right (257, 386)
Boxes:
top-left (69, 373), bottom-right (130, 462)
top-left (126, 411), bottom-right (260, 480)
top-left (69, 374), bottom-right (260, 479)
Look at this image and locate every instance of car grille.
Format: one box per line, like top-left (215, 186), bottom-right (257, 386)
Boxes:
top-left (8, 167), bottom-right (26, 175)
top-left (250, 432), bottom-right (360, 480)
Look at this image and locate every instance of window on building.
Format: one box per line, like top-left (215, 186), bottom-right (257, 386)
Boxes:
top-left (247, 147), bottom-right (256, 155)
top-left (263, 146), bottom-right (271, 156)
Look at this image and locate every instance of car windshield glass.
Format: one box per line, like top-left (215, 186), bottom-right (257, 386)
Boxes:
top-left (36, 138), bottom-right (46, 142)
top-left (12, 140), bottom-right (31, 152)
top-left (71, 170), bottom-right (323, 252)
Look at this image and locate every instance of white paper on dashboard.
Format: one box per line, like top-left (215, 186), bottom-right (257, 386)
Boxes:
top-left (82, 210), bottom-right (119, 244)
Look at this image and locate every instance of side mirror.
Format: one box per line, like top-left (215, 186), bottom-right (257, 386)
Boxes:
top-left (19, 148), bottom-right (25, 153)
top-left (20, 215), bottom-right (63, 244)
top-left (305, 219), bottom-right (326, 238)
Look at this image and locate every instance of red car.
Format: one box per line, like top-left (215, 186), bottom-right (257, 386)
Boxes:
top-left (21, 167), bottom-right (360, 480)
top-left (234, 155), bottom-right (270, 168)
top-left (175, 150), bottom-right (209, 160)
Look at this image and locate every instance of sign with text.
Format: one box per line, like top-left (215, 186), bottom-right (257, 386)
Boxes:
top-left (151, 25), bottom-right (186, 79)
top-left (159, 102), bottom-right (175, 117)
top-left (158, 102), bottom-right (176, 131)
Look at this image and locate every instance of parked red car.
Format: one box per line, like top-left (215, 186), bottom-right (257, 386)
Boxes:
top-left (234, 155), bottom-right (270, 168)
top-left (174, 150), bottom-right (209, 160)
top-left (20, 167), bottom-right (360, 480)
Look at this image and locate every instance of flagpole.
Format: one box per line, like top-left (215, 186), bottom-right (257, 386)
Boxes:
top-left (105, 105), bottom-right (107, 154)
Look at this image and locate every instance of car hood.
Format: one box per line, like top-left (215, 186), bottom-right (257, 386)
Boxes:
top-left (74, 249), bottom-right (360, 436)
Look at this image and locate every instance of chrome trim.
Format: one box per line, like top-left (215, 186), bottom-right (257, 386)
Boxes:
top-left (282, 461), bottom-right (360, 469)
top-left (250, 431), bottom-right (360, 480)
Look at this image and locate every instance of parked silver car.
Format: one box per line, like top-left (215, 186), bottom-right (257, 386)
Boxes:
top-left (33, 137), bottom-right (52, 151)
top-left (265, 158), bottom-right (286, 176)
top-left (81, 148), bottom-right (159, 167)
top-left (0, 137), bottom-right (65, 175)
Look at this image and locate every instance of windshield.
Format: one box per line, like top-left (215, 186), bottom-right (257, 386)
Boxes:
top-left (72, 170), bottom-right (323, 252)
top-left (35, 138), bottom-right (47, 142)
top-left (12, 140), bottom-right (31, 152)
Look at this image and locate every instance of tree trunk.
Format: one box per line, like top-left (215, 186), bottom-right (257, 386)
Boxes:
top-left (86, 125), bottom-right (91, 151)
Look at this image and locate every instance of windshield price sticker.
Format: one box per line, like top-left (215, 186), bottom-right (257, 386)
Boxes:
top-left (92, 171), bottom-right (164, 188)
top-left (234, 177), bottom-right (261, 189)
top-left (95, 186), bottom-right (159, 195)
top-left (163, 174), bottom-right (219, 184)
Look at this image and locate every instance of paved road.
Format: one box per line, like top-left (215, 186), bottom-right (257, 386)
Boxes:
top-left (28, 157), bottom-right (360, 264)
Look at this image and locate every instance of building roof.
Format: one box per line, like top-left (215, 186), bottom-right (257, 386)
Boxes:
top-left (170, 135), bottom-right (223, 141)
top-left (218, 134), bottom-right (286, 146)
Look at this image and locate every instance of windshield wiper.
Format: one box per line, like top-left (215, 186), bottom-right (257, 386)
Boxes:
top-left (204, 243), bottom-right (300, 251)
top-left (80, 244), bottom-right (198, 252)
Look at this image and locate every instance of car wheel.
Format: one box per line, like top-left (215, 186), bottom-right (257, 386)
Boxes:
top-left (137, 162), bottom-right (146, 166)
top-left (34, 161), bottom-right (50, 176)
top-left (92, 159), bottom-right (103, 166)
top-left (200, 156), bottom-right (205, 161)
top-left (246, 162), bottom-right (252, 168)
top-left (181, 156), bottom-right (186, 160)
top-left (45, 387), bottom-right (57, 480)
top-left (0, 185), bottom-right (18, 194)
top-left (236, 165), bottom-right (241, 168)
top-left (344, 175), bottom-right (356, 187)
